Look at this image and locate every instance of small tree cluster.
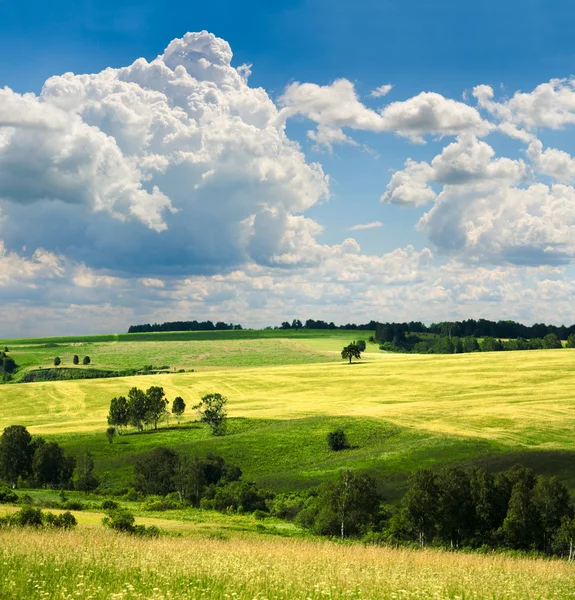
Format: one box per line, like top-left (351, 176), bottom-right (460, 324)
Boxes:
top-left (0, 349), bottom-right (17, 382)
top-left (132, 448), bottom-right (265, 513)
top-left (107, 386), bottom-right (177, 434)
top-left (192, 393), bottom-right (227, 435)
top-left (0, 425), bottom-right (97, 491)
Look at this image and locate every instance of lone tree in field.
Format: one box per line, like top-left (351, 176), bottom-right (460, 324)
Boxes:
top-left (341, 342), bottom-right (362, 364)
top-left (54, 356), bottom-right (61, 366)
top-left (172, 396), bottom-right (186, 424)
top-left (107, 396), bottom-right (129, 434)
top-left (82, 356), bottom-right (91, 365)
top-left (73, 355), bottom-right (79, 365)
top-left (193, 393), bottom-right (228, 435)
top-left (0, 425), bottom-right (34, 488)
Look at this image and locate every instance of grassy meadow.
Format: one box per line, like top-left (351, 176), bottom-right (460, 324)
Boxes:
top-left (2, 344), bottom-right (575, 494)
top-left (1, 329), bottom-right (374, 381)
top-left (2, 527), bottom-right (575, 599)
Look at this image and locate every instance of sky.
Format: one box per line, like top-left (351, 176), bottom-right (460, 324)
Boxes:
top-left (3, 0), bottom-right (575, 336)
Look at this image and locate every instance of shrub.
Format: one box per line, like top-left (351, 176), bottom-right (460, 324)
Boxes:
top-left (0, 488), bottom-right (18, 504)
top-left (102, 508), bottom-right (136, 533)
top-left (44, 511), bottom-right (77, 529)
top-left (101, 499), bottom-right (119, 510)
top-left (7, 505), bottom-right (44, 527)
top-left (122, 488), bottom-right (143, 502)
top-left (61, 500), bottom-right (85, 511)
top-left (83, 356), bottom-right (91, 365)
top-left (327, 429), bottom-right (349, 451)
top-left (18, 494), bottom-right (34, 505)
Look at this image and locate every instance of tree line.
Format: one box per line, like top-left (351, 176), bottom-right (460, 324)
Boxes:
top-left (128, 320), bottom-right (242, 333)
top-left (289, 465), bottom-right (575, 558)
top-left (379, 331), bottom-right (569, 354)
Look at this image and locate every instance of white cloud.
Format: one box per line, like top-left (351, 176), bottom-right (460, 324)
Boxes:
top-left (370, 84), bottom-right (393, 98)
top-left (382, 134), bottom-right (525, 207)
top-left (474, 79), bottom-right (575, 133)
top-left (280, 80), bottom-right (493, 144)
top-left (527, 139), bottom-right (575, 182)
top-left (348, 221), bottom-right (383, 231)
top-left (379, 93), bottom-right (493, 142)
top-left (0, 31), bottom-right (329, 276)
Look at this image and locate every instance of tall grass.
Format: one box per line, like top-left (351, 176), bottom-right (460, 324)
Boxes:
top-left (2, 528), bottom-right (575, 599)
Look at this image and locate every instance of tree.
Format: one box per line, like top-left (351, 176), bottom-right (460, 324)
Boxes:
top-left (73, 355), bottom-right (79, 365)
top-left (435, 468), bottom-right (475, 548)
top-left (291, 319), bottom-right (303, 329)
top-left (127, 388), bottom-right (147, 432)
top-left (193, 393), bottom-right (228, 435)
top-left (317, 470), bottom-right (380, 539)
top-left (134, 447), bottom-right (179, 496)
top-left (542, 333), bottom-right (562, 349)
top-left (75, 452), bottom-right (99, 492)
top-left (2, 355), bottom-right (16, 374)
top-left (107, 396), bottom-right (129, 434)
top-left (500, 480), bottom-right (541, 550)
top-left (172, 455), bottom-right (205, 506)
top-left (341, 342), bottom-right (362, 364)
top-left (327, 429), bottom-right (349, 451)
top-left (31, 440), bottom-right (75, 489)
top-left (402, 469), bottom-right (439, 547)
top-left (82, 356), bottom-right (91, 365)
top-left (0, 425), bottom-right (34, 488)
top-left (145, 386), bottom-right (169, 430)
top-left (172, 396), bottom-right (186, 424)
top-left (54, 357), bottom-right (61, 366)
top-left (566, 334), bottom-right (575, 349)
top-left (470, 468), bottom-right (506, 538)
top-left (357, 340), bottom-right (367, 352)
top-left (105, 427), bottom-right (116, 444)
top-left (532, 476), bottom-right (572, 554)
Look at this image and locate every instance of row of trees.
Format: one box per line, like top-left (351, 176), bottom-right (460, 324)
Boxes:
top-left (295, 465), bottom-right (575, 557)
top-left (54, 355), bottom-right (90, 366)
top-left (0, 425), bottom-right (97, 491)
top-left (128, 321), bottom-right (242, 333)
top-left (381, 332), bottom-right (566, 355)
top-left (107, 388), bottom-right (228, 436)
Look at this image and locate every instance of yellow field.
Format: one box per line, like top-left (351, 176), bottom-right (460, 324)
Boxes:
top-left (2, 527), bottom-right (575, 599)
top-left (2, 349), bottom-right (575, 452)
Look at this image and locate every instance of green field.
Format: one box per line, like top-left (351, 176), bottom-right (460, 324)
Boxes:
top-left (2, 338), bottom-right (575, 497)
top-left (1, 329), bottom-right (375, 381)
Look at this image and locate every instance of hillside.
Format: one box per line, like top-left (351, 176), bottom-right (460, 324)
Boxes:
top-left (3, 346), bottom-right (575, 497)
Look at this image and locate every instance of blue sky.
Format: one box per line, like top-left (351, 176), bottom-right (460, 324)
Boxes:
top-left (2, 0), bottom-right (575, 335)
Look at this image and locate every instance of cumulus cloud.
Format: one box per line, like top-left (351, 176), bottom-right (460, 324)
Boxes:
top-left (381, 134), bottom-right (526, 206)
top-left (379, 93), bottom-right (493, 142)
top-left (0, 31), bottom-right (329, 276)
top-left (474, 79), bottom-right (575, 133)
top-left (348, 221), bottom-right (383, 231)
top-left (526, 140), bottom-right (575, 182)
top-left (280, 80), bottom-right (493, 144)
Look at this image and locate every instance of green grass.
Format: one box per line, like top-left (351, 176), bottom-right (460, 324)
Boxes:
top-left (2, 329), bottom-right (375, 382)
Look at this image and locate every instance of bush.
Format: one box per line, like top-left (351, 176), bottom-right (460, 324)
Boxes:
top-left (102, 508), bottom-right (160, 537)
top-left (327, 429), bottom-right (349, 451)
top-left (0, 488), bottom-right (18, 504)
top-left (18, 494), bottom-right (34, 505)
top-left (122, 488), bottom-right (143, 502)
top-left (102, 508), bottom-right (136, 532)
top-left (61, 500), bottom-right (85, 511)
top-left (44, 511), bottom-right (77, 529)
top-left (101, 499), bottom-right (119, 510)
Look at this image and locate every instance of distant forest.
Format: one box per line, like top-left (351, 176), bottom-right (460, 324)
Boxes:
top-left (128, 321), bottom-right (243, 333)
